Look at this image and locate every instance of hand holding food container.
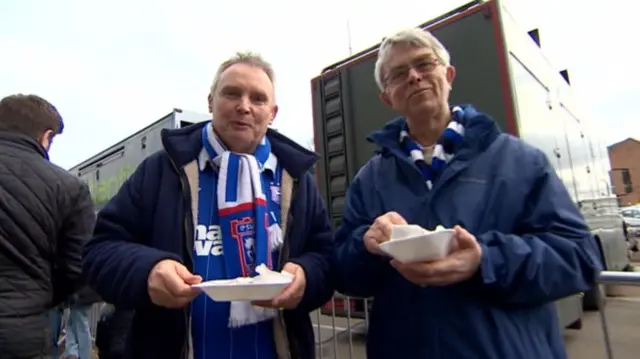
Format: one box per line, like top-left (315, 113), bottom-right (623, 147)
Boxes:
top-left (192, 263), bottom-right (307, 310)
top-left (363, 211), bottom-right (408, 255)
top-left (366, 211), bottom-right (483, 287)
top-left (380, 224), bottom-right (455, 263)
top-left (147, 259), bottom-right (203, 308)
top-left (252, 262), bottom-right (307, 310)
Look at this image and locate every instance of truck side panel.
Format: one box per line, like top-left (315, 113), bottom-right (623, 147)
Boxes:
top-left (69, 114), bottom-right (176, 211)
top-left (497, 1), bottom-right (629, 272)
top-left (69, 109), bottom-right (209, 211)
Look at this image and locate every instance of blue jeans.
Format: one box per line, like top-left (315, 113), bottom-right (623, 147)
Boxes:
top-left (48, 307), bottom-right (63, 359)
top-left (63, 304), bottom-right (93, 359)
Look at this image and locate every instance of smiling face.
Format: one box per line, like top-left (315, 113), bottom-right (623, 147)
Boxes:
top-left (379, 43), bottom-right (455, 120)
top-left (209, 62), bottom-right (278, 153)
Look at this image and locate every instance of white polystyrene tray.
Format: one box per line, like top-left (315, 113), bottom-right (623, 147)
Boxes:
top-left (380, 226), bottom-right (455, 263)
top-left (192, 265), bottom-right (293, 302)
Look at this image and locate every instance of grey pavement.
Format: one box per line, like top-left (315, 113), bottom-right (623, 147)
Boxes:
top-left (565, 295), bottom-right (640, 359)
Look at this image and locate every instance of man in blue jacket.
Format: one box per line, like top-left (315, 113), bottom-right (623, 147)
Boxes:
top-left (83, 52), bottom-right (334, 359)
top-left (333, 28), bottom-right (602, 359)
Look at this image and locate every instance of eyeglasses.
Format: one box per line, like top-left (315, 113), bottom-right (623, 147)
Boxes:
top-left (383, 57), bottom-right (442, 87)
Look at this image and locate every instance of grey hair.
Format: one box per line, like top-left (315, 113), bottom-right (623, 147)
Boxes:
top-left (209, 51), bottom-right (275, 94)
top-left (374, 28), bottom-right (451, 91)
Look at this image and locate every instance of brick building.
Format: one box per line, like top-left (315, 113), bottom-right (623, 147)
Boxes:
top-left (608, 138), bottom-right (640, 206)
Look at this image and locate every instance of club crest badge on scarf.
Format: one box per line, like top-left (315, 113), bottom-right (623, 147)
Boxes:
top-left (270, 184), bottom-right (281, 205)
top-left (230, 217), bottom-right (256, 275)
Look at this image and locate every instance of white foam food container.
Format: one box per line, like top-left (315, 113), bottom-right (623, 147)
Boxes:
top-left (192, 264), bottom-right (294, 302)
top-left (379, 225), bottom-right (455, 263)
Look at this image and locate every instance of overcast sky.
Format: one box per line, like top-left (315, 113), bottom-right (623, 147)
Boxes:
top-left (0, 0), bottom-right (636, 171)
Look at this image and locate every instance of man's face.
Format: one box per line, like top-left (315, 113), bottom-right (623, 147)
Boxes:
top-left (380, 44), bottom-right (455, 119)
top-left (209, 63), bottom-right (278, 153)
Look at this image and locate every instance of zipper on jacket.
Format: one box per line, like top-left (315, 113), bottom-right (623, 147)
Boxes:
top-left (277, 177), bottom-right (297, 270)
top-left (277, 178), bottom-right (300, 359)
top-left (168, 156), bottom-right (195, 359)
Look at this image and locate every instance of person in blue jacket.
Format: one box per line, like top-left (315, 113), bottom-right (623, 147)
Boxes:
top-left (332, 28), bottom-right (603, 359)
top-left (83, 52), bottom-right (334, 359)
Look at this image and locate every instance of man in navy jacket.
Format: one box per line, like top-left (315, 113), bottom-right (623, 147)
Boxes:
top-left (83, 52), bottom-right (334, 359)
top-left (333, 28), bottom-right (602, 359)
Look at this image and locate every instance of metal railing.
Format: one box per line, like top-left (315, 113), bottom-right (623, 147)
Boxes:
top-left (314, 293), bottom-right (369, 358)
top-left (597, 271), bottom-right (640, 359)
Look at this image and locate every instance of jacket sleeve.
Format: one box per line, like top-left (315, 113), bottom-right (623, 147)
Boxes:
top-left (288, 172), bottom-right (335, 313)
top-left (471, 153), bottom-right (603, 308)
top-left (82, 155), bottom-right (181, 309)
top-left (332, 167), bottom-right (389, 298)
top-left (53, 182), bottom-right (96, 306)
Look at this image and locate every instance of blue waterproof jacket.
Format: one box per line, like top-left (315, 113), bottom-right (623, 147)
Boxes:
top-left (333, 105), bottom-right (602, 359)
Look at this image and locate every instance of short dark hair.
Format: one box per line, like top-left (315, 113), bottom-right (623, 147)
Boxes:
top-left (0, 94), bottom-right (64, 139)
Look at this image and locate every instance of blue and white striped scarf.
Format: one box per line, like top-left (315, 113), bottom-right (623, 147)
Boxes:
top-left (201, 123), bottom-right (283, 327)
top-left (400, 106), bottom-right (466, 190)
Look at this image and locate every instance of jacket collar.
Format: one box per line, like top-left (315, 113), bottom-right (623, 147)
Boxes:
top-left (161, 121), bottom-right (318, 178)
top-left (367, 104), bottom-right (501, 161)
top-left (0, 131), bottom-right (49, 160)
